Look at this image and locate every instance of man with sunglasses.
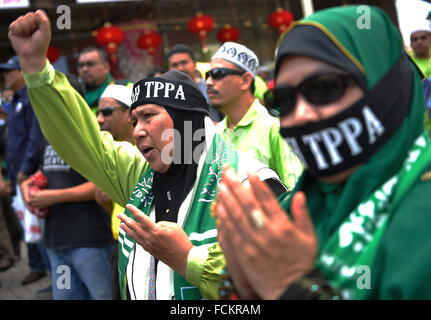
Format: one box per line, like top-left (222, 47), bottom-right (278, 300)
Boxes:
top-left (206, 42), bottom-right (302, 190)
top-left (77, 47), bottom-right (133, 114)
top-left (97, 84), bottom-right (134, 144)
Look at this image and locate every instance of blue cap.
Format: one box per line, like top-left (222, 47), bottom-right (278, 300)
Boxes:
top-left (0, 56), bottom-right (20, 70)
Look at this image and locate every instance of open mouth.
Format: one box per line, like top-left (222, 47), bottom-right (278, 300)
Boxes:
top-left (142, 147), bottom-right (155, 158)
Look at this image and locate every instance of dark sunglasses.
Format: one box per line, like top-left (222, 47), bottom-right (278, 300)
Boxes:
top-left (97, 106), bottom-right (124, 117)
top-left (205, 68), bottom-right (245, 80)
top-left (77, 61), bottom-right (100, 69)
top-left (264, 71), bottom-right (353, 118)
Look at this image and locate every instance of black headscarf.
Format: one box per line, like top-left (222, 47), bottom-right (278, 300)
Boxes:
top-left (131, 70), bottom-right (209, 222)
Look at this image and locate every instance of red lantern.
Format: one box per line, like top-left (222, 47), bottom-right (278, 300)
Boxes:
top-left (106, 43), bottom-right (118, 55)
top-left (47, 45), bottom-right (60, 63)
top-left (188, 13), bottom-right (214, 40)
top-left (137, 30), bottom-right (162, 55)
top-left (216, 25), bottom-right (240, 43)
top-left (268, 8), bottom-right (294, 33)
top-left (95, 23), bottom-right (125, 47)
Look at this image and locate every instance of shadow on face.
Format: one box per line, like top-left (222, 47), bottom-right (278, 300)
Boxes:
top-left (275, 55), bottom-right (364, 128)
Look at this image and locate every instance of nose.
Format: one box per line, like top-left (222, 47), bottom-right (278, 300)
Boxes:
top-left (205, 75), bottom-right (213, 87)
top-left (97, 112), bottom-right (104, 125)
top-left (133, 121), bottom-right (148, 141)
top-left (292, 95), bottom-right (321, 122)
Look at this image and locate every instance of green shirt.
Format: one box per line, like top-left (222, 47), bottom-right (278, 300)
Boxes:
top-left (412, 56), bottom-right (431, 79)
top-left (216, 100), bottom-right (303, 190)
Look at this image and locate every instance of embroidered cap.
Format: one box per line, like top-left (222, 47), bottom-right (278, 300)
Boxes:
top-left (211, 42), bottom-right (259, 76)
top-left (130, 70), bottom-right (210, 115)
top-left (101, 84), bottom-right (133, 107)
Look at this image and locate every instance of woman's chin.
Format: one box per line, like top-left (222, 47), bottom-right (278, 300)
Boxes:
top-left (149, 161), bottom-right (171, 173)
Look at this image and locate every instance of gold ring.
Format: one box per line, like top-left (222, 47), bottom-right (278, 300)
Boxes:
top-left (249, 208), bottom-right (265, 229)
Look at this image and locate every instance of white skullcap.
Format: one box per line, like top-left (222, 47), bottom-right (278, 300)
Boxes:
top-left (101, 84), bottom-right (132, 107)
top-left (211, 42), bottom-right (259, 76)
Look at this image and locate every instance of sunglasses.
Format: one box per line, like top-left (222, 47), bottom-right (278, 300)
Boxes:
top-left (264, 71), bottom-right (353, 117)
top-left (205, 68), bottom-right (245, 80)
top-left (97, 106), bottom-right (124, 117)
top-left (77, 61), bottom-right (100, 69)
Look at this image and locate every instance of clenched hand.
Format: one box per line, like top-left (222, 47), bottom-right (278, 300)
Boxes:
top-left (8, 10), bottom-right (51, 73)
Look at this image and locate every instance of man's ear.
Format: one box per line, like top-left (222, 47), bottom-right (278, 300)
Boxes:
top-left (240, 72), bottom-right (254, 91)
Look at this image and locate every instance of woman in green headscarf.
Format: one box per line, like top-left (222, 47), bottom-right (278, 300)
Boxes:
top-left (215, 5), bottom-right (431, 299)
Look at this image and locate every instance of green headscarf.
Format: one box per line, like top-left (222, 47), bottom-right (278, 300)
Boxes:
top-left (276, 6), bottom-right (427, 298)
top-left (277, 4), bottom-right (424, 243)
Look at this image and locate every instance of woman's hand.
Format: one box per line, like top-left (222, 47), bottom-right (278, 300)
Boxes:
top-left (118, 204), bottom-right (193, 278)
top-left (215, 166), bottom-right (318, 300)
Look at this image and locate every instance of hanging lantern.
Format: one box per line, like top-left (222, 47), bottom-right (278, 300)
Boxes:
top-left (188, 13), bottom-right (214, 40)
top-left (95, 23), bottom-right (125, 47)
top-left (137, 30), bottom-right (162, 55)
top-left (268, 8), bottom-right (294, 33)
top-left (106, 42), bottom-right (118, 55)
top-left (47, 45), bottom-right (60, 63)
top-left (216, 24), bottom-right (240, 43)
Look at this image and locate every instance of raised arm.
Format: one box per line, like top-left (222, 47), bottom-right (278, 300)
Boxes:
top-left (8, 10), bottom-right (148, 206)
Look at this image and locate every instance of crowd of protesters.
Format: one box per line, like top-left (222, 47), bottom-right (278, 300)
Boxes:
top-left (1, 5), bottom-right (431, 300)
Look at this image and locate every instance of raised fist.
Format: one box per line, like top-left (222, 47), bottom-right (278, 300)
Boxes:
top-left (8, 10), bottom-right (51, 73)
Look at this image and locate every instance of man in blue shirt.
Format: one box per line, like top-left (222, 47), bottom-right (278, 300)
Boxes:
top-left (0, 56), bottom-right (49, 286)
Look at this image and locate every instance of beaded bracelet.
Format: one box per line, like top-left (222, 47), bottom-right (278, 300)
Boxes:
top-left (218, 268), bottom-right (239, 300)
top-left (218, 268), bottom-right (342, 300)
top-left (278, 269), bottom-right (342, 300)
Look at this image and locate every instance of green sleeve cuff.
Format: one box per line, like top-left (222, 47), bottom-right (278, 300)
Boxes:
top-left (186, 245), bottom-right (209, 287)
top-left (23, 59), bottom-right (55, 88)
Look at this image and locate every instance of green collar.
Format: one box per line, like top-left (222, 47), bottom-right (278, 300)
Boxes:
top-left (84, 73), bottom-right (113, 109)
top-left (222, 99), bottom-right (260, 131)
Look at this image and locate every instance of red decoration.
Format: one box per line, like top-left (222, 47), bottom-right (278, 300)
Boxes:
top-left (94, 23), bottom-right (125, 69)
top-left (95, 23), bottom-right (125, 46)
top-left (268, 8), bottom-right (294, 33)
top-left (216, 25), bottom-right (240, 43)
top-left (106, 43), bottom-right (118, 55)
top-left (188, 13), bottom-right (214, 40)
top-left (28, 172), bottom-right (48, 219)
top-left (137, 30), bottom-right (162, 55)
top-left (47, 46), bottom-right (60, 63)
